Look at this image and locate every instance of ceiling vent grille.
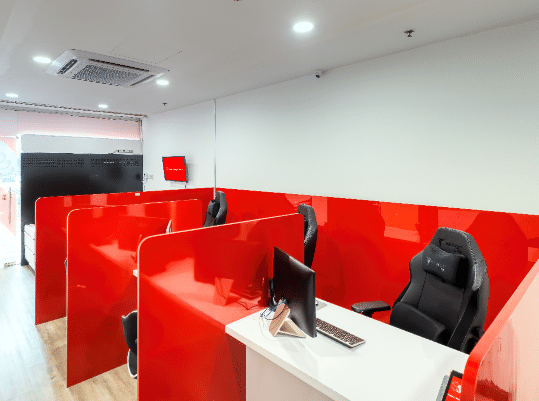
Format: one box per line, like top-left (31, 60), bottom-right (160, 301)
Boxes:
top-left (46, 50), bottom-right (168, 88)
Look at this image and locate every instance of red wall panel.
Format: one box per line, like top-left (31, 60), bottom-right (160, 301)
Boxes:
top-left (35, 188), bottom-right (214, 324)
top-left (219, 188), bottom-right (539, 328)
top-left (138, 214), bottom-right (304, 401)
top-left (66, 200), bottom-right (202, 387)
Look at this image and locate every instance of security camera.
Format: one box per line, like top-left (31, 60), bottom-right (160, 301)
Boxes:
top-left (314, 69), bottom-right (323, 78)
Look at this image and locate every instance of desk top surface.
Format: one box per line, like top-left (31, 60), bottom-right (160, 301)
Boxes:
top-left (225, 300), bottom-right (468, 401)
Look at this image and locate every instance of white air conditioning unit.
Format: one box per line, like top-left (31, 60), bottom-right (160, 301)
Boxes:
top-left (46, 50), bottom-right (168, 88)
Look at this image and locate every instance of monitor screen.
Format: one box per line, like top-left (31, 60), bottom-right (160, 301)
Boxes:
top-left (273, 247), bottom-right (316, 338)
top-left (162, 156), bottom-right (188, 182)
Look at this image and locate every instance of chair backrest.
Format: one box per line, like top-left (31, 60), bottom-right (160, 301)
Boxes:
top-left (390, 227), bottom-right (489, 353)
top-left (121, 310), bottom-right (137, 352)
top-left (297, 204), bottom-right (318, 268)
top-left (203, 191), bottom-right (227, 227)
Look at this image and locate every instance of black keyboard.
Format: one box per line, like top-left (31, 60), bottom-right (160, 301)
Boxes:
top-left (316, 318), bottom-right (365, 348)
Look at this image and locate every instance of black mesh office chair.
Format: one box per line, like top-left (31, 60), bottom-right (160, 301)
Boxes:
top-left (351, 227), bottom-right (489, 354)
top-left (297, 204), bottom-right (318, 268)
top-left (203, 191), bottom-right (227, 227)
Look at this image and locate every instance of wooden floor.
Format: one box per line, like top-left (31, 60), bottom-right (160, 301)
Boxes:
top-left (0, 228), bottom-right (137, 400)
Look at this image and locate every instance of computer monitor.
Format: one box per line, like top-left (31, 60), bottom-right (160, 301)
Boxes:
top-left (162, 156), bottom-right (188, 182)
top-left (273, 247), bottom-right (316, 338)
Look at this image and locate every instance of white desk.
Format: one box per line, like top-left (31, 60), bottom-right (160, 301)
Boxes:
top-left (226, 300), bottom-right (468, 401)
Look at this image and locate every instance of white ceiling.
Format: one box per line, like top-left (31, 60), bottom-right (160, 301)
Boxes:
top-left (1, 0), bottom-right (538, 116)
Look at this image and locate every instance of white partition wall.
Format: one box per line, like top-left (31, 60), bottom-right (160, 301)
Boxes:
top-left (146, 18), bottom-right (539, 215)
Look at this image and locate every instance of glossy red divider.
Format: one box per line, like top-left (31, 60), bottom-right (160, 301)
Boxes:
top-left (219, 188), bottom-right (539, 329)
top-left (35, 188), bottom-right (213, 324)
top-left (66, 200), bottom-right (202, 387)
top-left (461, 258), bottom-right (539, 400)
top-left (138, 214), bottom-right (304, 401)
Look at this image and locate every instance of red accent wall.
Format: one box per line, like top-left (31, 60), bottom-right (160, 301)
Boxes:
top-left (219, 188), bottom-right (539, 329)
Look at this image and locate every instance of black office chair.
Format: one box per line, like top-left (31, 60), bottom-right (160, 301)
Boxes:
top-left (203, 191), bottom-right (227, 227)
top-left (351, 227), bottom-right (489, 354)
top-left (297, 204), bottom-right (317, 268)
top-left (121, 310), bottom-right (137, 379)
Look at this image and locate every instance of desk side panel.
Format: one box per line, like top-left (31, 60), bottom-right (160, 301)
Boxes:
top-left (138, 213), bottom-right (304, 401)
top-left (35, 188), bottom-right (213, 325)
top-left (461, 259), bottom-right (539, 401)
top-left (66, 200), bottom-right (201, 387)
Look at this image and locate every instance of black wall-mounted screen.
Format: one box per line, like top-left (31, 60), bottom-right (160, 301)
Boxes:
top-left (20, 153), bottom-right (143, 264)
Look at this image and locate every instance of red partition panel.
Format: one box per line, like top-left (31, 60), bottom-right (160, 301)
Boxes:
top-left (35, 188), bottom-right (213, 324)
top-left (66, 200), bottom-right (202, 387)
top-left (219, 188), bottom-right (539, 328)
top-left (138, 214), bottom-right (304, 401)
top-left (461, 259), bottom-right (539, 400)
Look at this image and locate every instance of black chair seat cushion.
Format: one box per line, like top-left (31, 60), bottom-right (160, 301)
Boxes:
top-left (390, 302), bottom-right (449, 344)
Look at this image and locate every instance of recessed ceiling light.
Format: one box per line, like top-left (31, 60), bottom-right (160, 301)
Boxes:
top-left (5, 93), bottom-right (18, 98)
top-left (33, 56), bottom-right (51, 64)
top-left (156, 79), bottom-right (169, 86)
top-left (293, 22), bottom-right (313, 33)
top-left (98, 104), bottom-right (108, 109)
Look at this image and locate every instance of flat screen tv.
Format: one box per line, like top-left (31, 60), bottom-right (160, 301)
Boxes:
top-left (163, 156), bottom-right (188, 182)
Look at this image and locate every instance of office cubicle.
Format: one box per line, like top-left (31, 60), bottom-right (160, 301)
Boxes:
top-left (34, 188), bottom-right (214, 324)
top-left (65, 199), bottom-right (202, 386)
top-left (137, 214), bottom-right (304, 401)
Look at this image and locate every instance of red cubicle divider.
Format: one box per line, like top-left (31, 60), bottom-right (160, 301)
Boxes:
top-left (66, 200), bottom-right (202, 387)
top-left (35, 188), bottom-right (214, 324)
top-left (138, 214), bottom-right (304, 401)
top-left (219, 188), bottom-right (539, 329)
top-left (461, 258), bottom-right (539, 401)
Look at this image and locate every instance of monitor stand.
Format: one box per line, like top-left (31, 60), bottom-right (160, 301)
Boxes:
top-left (269, 303), bottom-right (306, 338)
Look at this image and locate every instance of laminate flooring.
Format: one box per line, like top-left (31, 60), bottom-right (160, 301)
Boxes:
top-left (0, 226), bottom-right (137, 401)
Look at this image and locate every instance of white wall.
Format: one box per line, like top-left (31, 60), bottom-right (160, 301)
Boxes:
top-left (147, 19), bottom-right (539, 215)
top-left (216, 19), bottom-right (539, 214)
top-left (142, 101), bottom-right (215, 191)
top-left (20, 134), bottom-right (141, 154)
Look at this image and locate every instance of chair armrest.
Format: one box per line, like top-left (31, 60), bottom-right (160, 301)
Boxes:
top-left (351, 301), bottom-right (391, 318)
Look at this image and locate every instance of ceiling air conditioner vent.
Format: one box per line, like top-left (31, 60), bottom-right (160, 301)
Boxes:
top-left (46, 50), bottom-right (168, 88)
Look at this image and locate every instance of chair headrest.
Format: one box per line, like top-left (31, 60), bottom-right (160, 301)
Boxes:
top-left (422, 244), bottom-right (465, 285)
top-left (214, 191), bottom-right (227, 225)
top-left (429, 227), bottom-right (487, 291)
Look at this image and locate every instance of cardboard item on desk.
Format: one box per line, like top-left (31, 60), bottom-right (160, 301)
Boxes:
top-left (269, 303), bottom-right (306, 338)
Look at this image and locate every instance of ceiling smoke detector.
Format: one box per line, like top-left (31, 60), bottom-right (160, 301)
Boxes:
top-left (46, 50), bottom-right (168, 88)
